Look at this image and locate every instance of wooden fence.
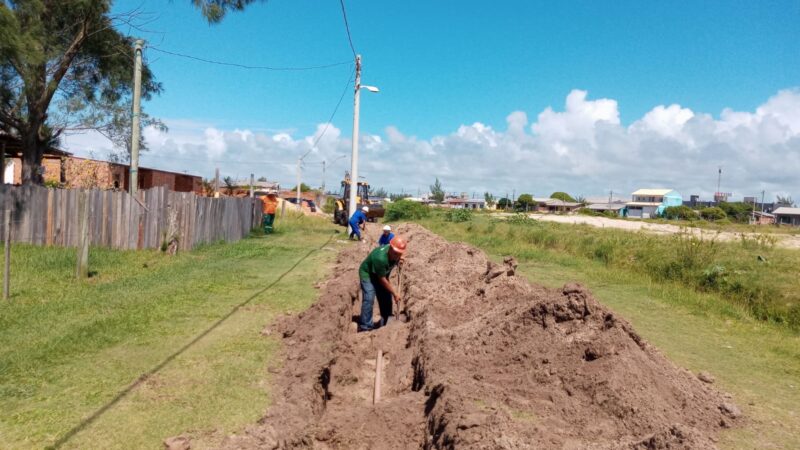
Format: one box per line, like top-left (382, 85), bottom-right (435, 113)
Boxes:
top-left (0, 185), bottom-right (262, 251)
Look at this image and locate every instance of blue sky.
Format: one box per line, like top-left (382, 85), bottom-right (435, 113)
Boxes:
top-left (67, 0), bottom-right (800, 199)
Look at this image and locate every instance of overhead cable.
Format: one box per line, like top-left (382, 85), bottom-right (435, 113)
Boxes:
top-left (148, 46), bottom-right (352, 71)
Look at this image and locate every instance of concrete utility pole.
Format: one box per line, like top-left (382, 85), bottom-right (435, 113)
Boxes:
top-left (761, 190), bottom-right (765, 212)
top-left (347, 55), bottom-right (380, 228)
top-left (321, 160), bottom-right (326, 193)
top-left (214, 168), bottom-right (219, 198)
top-left (0, 141), bottom-right (6, 184)
top-left (296, 157), bottom-right (302, 211)
top-left (129, 39), bottom-right (144, 196)
top-left (249, 173), bottom-right (254, 198)
top-left (348, 55), bottom-right (363, 226)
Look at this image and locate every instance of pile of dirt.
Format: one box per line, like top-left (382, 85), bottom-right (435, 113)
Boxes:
top-left (219, 223), bottom-right (739, 449)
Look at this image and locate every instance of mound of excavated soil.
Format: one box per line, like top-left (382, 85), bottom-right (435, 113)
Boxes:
top-left (220, 224), bottom-right (739, 449)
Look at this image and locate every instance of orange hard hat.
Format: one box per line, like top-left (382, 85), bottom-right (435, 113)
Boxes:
top-left (389, 236), bottom-right (407, 254)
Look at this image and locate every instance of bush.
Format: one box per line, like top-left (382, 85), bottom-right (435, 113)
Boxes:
top-left (445, 208), bottom-right (472, 223)
top-left (663, 205), bottom-right (697, 220)
top-left (385, 200), bottom-right (430, 221)
top-left (550, 191), bottom-right (576, 202)
top-left (322, 197), bottom-right (336, 214)
top-left (700, 207), bottom-right (727, 221)
top-left (578, 207), bottom-right (600, 216)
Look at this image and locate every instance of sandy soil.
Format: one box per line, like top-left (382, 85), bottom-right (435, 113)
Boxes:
top-left (213, 224), bottom-right (740, 449)
top-left (511, 213), bottom-right (800, 249)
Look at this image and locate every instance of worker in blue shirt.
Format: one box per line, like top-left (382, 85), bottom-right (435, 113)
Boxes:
top-left (349, 206), bottom-right (369, 240)
top-left (378, 225), bottom-right (394, 246)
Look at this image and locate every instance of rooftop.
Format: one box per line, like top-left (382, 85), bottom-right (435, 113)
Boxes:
top-left (632, 189), bottom-right (675, 196)
top-left (773, 207), bottom-right (800, 216)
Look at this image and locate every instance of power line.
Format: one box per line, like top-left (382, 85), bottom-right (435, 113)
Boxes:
top-left (338, 0), bottom-right (357, 59)
top-left (310, 65), bottom-right (355, 151)
top-left (148, 46), bottom-right (352, 71)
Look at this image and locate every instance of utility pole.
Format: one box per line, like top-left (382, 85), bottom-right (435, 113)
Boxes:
top-left (249, 173), bottom-right (254, 198)
top-left (609, 190), bottom-right (613, 204)
top-left (761, 190), bottom-right (765, 212)
top-left (214, 167), bottom-right (219, 198)
top-left (129, 39), bottom-right (144, 196)
top-left (296, 157), bottom-right (302, 211)
top-left (321, 160), bottom-right (326, 193)
top-left (348, 55), bottom-right (363, 226)
top-left (0, 141), bottom-right (6, 184)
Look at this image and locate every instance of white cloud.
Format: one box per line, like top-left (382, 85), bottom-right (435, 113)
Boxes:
top-left (62, 88), bottom-right (800, 201)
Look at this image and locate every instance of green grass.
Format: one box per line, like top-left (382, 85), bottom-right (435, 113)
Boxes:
top-left (0, 212), bottom-right (341, 449)
top-left (414, 215), bottom-right (800, 449)
top-left (431, 213), bottom-right (800, 327)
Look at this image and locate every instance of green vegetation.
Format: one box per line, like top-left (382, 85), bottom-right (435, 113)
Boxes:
top-left (444, 208), bottom-right (473, 223)
top-left (664, 205), bottom-right (698, 220)
top-left (426, 213), bottom-right (800, 328)
top-left (0, 214), bottom-right (338, 449)
top-left (291, 182), bottom-right (313, 192)
top-left (701, 206), bottom-right (728, 221)
top-left (385, 199), bottom-right (431, 221)
top-left (550, 191), bottom-right (576, 202)
top-left (516, 193), bottom-right (535, 210)
top-left (430, 178), bottom-right (445, 203)
top-left (418, 214), bottom-right (800, 448)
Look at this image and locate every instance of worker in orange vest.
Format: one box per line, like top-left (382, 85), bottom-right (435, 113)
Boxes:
top-left (260, 193), bottom-right (279, 234)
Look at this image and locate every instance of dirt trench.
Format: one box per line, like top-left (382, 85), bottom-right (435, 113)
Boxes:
top-left (221, 223), bottom-right (739, 449)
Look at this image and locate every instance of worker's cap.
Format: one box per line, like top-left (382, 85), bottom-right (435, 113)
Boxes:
top-left (383, 225), bottom-right (391, 231)
top-left (362, 206), bottom-right (369, 212)
top-left (389, 236), bottom-right (407, 254)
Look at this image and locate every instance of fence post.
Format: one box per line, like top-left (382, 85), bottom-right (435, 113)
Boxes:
top-left (280, 199), bottom-right (286, 218)
top-left (76, 191), bottom-right (90, 279)
top-left (3, 209), bottom-right (10, 300)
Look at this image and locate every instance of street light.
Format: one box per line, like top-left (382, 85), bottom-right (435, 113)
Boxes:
top-left (348, 54), bottom-right (379, 229)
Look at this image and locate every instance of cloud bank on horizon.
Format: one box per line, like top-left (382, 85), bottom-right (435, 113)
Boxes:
top-left (64, 88), bottom-right (800, 201)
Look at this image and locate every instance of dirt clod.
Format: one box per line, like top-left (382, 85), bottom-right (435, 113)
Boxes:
top-left (222, 224), bottom-right (738, 449)
top-left (163, 435), bottom-right (191, 450)
top-left (698, 371), bottom-right (716, 384)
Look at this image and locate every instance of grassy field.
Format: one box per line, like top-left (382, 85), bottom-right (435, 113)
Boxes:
top-left (0, 213), bottom-right (341, 449)
top-left (416, 214), bottom-right (800, 449)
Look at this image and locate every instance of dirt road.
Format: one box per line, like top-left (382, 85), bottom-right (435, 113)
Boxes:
top-left (219, 224), bottom-right (739, 449)
top-left (512, 213), bottom-right (800, 249)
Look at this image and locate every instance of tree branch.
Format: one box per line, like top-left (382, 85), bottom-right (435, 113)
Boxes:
top-left (41, 18), bottom-right (90, 110)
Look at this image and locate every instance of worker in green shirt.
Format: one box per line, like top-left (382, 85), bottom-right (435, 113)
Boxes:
top-left (358, 235), bottom-right (408, 331)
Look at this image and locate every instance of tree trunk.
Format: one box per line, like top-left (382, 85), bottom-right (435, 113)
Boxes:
top-left (21, 126), bottom-right (45, 185)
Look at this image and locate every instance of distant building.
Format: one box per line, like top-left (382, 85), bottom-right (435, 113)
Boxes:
top-left (750, 211), bottom-right (775, 225)
top-left (445, 197), bottom-right (486, 209)
top-left (773, 207), bottom-right (800, 227)
top-left (2, 134), bottom-right (201, 193)
top-left (586, 203), bottom-right (627, 217)
top-left (530, 197), bottom-right (582, 213)
top-left (626, 189), bottom-right (682, 219)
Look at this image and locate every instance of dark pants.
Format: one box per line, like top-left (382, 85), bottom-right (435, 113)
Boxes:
top-left (349, 222), bottom-right (362, 240)
top-left (359, 278), bottom-right (393, 331)
top-left (262, 214), bottom-right (275, 234)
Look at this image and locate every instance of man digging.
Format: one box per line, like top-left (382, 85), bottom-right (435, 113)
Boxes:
top-left (358, 235), bottom-right (407, 332)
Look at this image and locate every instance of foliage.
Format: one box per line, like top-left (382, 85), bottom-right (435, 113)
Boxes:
top-left (389, 192), bottom-right (411, 201)
top-left (385, 199), bottom-right (430, 221)
top-left (322, 196), bottom-right (336, 214)
top-left (223, 176), bottom-right (236, 195)
top-left (516, 193), bottom-right (535, 210)
top-left (506, 213), bottom-right (535, 225)
top-left (484, 192), bottom-right (496, 208)
top-left (700, 206), bottom-right (727, 221)
top-left (0, 1), bottom-right (162, 184)
top-left (550, 191), bottom-right (576, 202)
top-left (718, 202), bottom-right (755, 223)
top-left (663, 205), bottom-right (697, 220)
top-left (776, 195), bottom-right (795, 207)
top-left (201, 179), bottom-right (215, 196)
top-left (291, 183), bottom-right (312, 193)
top-left (429, 178), bottom-right (445, 203)
top-left (257, 176), bottom-right (268, 182)
top-left (192, 0), bottom-right (264, 23)
top-left (370, 186), bottom-right (388, 199)
top-left (445, 208), bottom-right (472, 223)
top-left (497, 197), bottom-right (512, 209)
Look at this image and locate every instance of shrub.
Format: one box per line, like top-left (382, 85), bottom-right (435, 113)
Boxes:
top-left (445, 208), bottom-right (472, 223)
top-left (578, 207), bottom-right (600, 216)
top-left (550, 191), bottom-right (576, 202)
top-left (322, 197), bottom-right (336, 214)
top-left (663, 205), bottom-right (697, 220)
top-left (700, 207), bottom-right (727, 221)
top-left (506, 213), bottom-right (535, 225)
top-left (385, 200), bottom-right (430, 221)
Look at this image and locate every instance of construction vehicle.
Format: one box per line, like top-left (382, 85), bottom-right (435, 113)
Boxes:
top-left (333, 172), bottom-right (385, 225)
